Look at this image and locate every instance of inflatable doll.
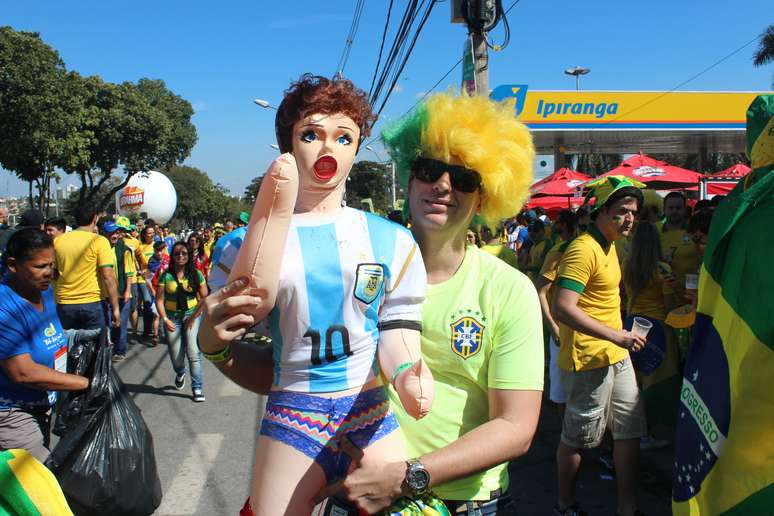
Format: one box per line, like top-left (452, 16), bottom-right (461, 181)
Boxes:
top-left (209, 74), bottom-right (434, 514)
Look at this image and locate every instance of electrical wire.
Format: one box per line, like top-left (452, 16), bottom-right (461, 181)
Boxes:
top-left (604, 34), bottom-right (761, 125)
top-left (336, 0), bottom-right (366, 76)
top-left (369, 1), bottom-right (438, 118)
top-left (368, 0), bottom-right (395, 99)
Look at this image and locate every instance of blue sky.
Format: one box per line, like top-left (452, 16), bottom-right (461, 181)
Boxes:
top-left (2, 0), bottom-right (772, 198)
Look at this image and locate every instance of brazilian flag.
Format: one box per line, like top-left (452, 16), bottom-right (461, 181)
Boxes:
top-left (0, 449), bottom-right (73, 515)
top-left (672, 95), bottom-right (774, 514)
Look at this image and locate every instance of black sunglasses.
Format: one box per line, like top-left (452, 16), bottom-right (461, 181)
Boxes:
top-left (411, 157), bottom-right (482, 193)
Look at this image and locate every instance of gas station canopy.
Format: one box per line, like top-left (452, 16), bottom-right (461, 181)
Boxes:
top-left (490, 86), bottom-right (770, 155)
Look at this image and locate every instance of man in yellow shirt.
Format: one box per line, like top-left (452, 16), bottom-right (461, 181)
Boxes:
top-left (101, 221), bottom-right (136, 361)
top-left (54, 207), bottom-right (119, 331)
top-left (552, 176), bottom-right (648, 516)
top-left (535, 209), bottom-right (577, 413)
top-left (659, 192), bottom-right (701, 301)
top-left (479, 225), bottom-right (519, 268)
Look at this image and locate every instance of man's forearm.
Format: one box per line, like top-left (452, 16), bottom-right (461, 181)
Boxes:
top-left (420, 399), bottom-right (541, 488)
top-left (554, 301), bottom-right (617, 343)
top-left (536, 281), bottom-right (560, 339)
top-left (212, 341), bottom-right (274, 394)
top-left (101, 271), bottom-right (120, 310)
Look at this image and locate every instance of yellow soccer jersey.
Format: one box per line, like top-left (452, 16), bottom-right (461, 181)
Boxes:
top-left (54, 230), bottom-right (114, 304)
top-left (556, 225), bottom-right (628, 371)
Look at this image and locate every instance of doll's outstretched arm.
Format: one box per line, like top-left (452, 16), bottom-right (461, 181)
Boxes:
top-left (227, 153), bottom-right (298, 321)
top-left (378, 328), bottom-right (434, 420)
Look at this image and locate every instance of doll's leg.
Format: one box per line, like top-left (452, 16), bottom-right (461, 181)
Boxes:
top-left (358, 424), bottom-right (407, 464)
top-left (249, 434), bottom-right (325, 516)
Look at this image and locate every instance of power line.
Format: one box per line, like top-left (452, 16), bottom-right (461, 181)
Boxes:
top-left (368, 0), bottom-right (395, 99)
top-left (364, 0), bottom-right (525, 148)
top-left (369, 1), bottom-right (438, 117)
top-left (606, 34), bottom-right (761, 124)
top-left (336, 0), bottom-right (366, 76)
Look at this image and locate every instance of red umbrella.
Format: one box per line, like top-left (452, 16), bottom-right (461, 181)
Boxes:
top-left (597, 153), bottom-right (701, 189)
top-left (703, 164), bottom-right (751, 195)
top-left (526, 196), bottom-right (585, 217)
top-left (531, 168), bottom-right (591, 197)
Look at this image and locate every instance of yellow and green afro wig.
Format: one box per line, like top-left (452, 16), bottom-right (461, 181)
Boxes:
top-left (381, 92), bottom-right (535, 225)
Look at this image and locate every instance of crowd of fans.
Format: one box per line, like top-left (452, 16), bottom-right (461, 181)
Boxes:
top-left (0, 188), bottom-right (721, 512)
top-left (0, 204), bottom-right (247, 429)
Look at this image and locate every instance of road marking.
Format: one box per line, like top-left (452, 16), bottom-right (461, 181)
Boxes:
top-left (219, 379), bottom-right (244, 397)
top-left (156, 433), bottom-right (225, 515)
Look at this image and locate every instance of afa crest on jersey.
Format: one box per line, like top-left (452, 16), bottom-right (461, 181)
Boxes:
top-left (450, 316), bottom-right (485, 359)
top-left (353, 263), bottom-right (385, 304)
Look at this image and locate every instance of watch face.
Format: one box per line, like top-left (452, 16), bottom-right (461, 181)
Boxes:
top-left (408, 467), bottom-right (430, 490)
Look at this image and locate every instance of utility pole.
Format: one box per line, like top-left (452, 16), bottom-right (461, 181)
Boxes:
top-left (472, 33), bottom-right (488, 95)
top-left (452, 0), bottom-right (498, 96)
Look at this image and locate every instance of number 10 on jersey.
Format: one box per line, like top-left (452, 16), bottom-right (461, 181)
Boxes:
top-left (305, 325), bottom-right (352, 365)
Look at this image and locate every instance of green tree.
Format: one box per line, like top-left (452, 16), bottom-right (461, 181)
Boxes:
top-left (72, 77), bottom-right (197, 210)
top-left (0, 27), bottom-right (89, 213)
top-left (243, 175), bottom-right (263, 205)
top-left (346, 161), bottom-right (390, 213)
top-left (753, 23), bottom-right (774, 87)
top-left (574, 154), bottom-right (623, 177)
top-left (163, 165), bottom-right (226, 227)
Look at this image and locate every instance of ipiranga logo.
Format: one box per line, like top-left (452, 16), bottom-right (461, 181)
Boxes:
top-left (537, 99), bottom-right (619, 119)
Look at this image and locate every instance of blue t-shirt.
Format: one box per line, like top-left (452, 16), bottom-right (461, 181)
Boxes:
top-left (0, 284), bottom-right (68, 409)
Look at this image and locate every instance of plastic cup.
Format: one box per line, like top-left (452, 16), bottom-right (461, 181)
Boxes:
top-left (630, 317), bottom-right (653, 339)
top-left (685, 273), bottom-right (699, 291)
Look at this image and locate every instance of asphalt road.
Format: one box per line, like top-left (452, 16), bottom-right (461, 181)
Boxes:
top-left (93, 333), bottom-right (673, 516)
top-left (113, 334), bottom-right (264, 516)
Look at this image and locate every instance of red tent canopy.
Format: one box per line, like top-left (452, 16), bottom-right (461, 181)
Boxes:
top-left (526, 195), bottom-right (585, 218)
top-left (597, 153), bottom-right (702, 189)
top-left (531, 168), bottom-right (591, 197)
top-left (712, 163), bottom-right (751, 178)
top-left (700, 164), bottom-right (752, 195)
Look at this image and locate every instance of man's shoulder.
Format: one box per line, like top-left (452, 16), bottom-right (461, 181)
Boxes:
top-left (472, 246), bottom-right (532, 289)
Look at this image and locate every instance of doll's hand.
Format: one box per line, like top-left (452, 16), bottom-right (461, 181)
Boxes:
top-left (393, 359), bottom-right (434, 420)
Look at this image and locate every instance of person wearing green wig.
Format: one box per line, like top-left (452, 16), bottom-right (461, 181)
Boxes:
top-left (320, 92), bottom-right (545, 514)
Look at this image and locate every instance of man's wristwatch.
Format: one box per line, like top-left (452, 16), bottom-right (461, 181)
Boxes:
top-left (403, 458), bottom-right (430, 496)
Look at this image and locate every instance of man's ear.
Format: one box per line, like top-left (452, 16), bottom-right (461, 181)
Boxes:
top-left (5, 257), bottom-right (17, 274)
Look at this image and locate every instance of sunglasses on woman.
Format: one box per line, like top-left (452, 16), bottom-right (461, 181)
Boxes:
top-left (411, 157), bottom-right (482, 193)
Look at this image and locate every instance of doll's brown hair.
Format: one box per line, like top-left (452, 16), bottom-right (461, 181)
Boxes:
top-left (275, 74), bottom-right (376, 153)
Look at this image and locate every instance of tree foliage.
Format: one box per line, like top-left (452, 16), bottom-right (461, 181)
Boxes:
top-left (346, 161), bottom-right (391, 213)
top-left (163, 166), bottom-right (247, 227)
top-left (243, 175), bottom-right (263, 205)
top-left (0, 27), bottom-right (89, 212)
top-left (0, 27), bottom-right (197, 214)
top-left (753, 23), bottom-right (774, 87)
top-left (575, 154), bottom-right (623, 177)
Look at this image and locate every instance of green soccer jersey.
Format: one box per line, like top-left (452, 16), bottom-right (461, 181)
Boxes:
top-left (389, 245), bottom-right (544, 500)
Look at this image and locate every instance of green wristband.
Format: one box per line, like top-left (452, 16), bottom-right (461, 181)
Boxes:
top-left (199, 342), bottom-right (232, 363)
top-left (391, 361), bottom-right (415, 384)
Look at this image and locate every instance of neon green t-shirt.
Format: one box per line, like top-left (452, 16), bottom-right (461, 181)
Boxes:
top-left (389, 245), bottom-right (544, 500)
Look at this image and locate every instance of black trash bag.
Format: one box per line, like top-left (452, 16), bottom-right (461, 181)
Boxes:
top-left (46, 329), bottom-right (163, 516)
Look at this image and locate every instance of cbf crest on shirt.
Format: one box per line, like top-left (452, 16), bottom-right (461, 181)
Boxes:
top-left (450, 314), bottom-right (485, 359)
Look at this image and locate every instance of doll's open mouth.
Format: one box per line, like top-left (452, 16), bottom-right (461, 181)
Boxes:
top-left (313, 156), bottom-right (338, 181)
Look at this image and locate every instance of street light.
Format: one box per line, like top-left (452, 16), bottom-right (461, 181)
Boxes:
top-left (253, 98), bottom-right (277, 110)
top-left (564, 66), bottom-right (590, 91)
top-left (365, 145), bottom-right (397, 208)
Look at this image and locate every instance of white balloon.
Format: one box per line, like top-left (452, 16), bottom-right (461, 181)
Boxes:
top-left (115, 171), bottom-right (177, 224)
